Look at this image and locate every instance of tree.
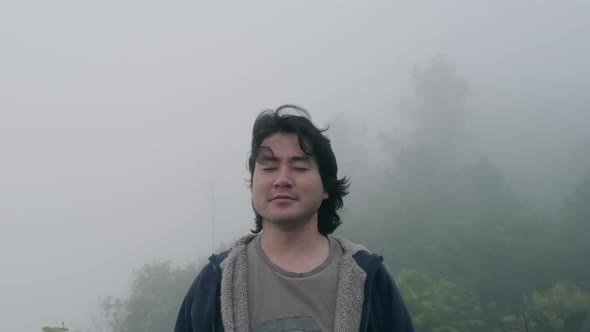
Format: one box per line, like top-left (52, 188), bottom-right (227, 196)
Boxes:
top-left (122, 261), bottom-right (198, 332)
top-left (343, 56), bottom-right (536, 307)
top-left (96, 260), bottom-right (202, 332)
top-left (501, 283), bottom-right (590, 332)
top-left (94, 296), bottom-right (126, 332)
top-left (395, 269), bottom-right (487, 331)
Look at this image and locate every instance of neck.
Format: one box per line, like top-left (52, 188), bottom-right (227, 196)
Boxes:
top-left (261, 221), bottom-right (324, 252)
top-left (259, 217), bottom-right (330, 272)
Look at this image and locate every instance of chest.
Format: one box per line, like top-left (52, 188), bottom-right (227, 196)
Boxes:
top-left (246, 243), bottom-right (341, 331)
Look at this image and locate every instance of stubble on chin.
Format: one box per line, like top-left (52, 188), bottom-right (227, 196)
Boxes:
top-left (262, 211), bottom-right (317, 231)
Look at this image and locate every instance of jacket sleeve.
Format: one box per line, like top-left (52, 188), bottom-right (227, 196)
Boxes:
top-left (174, 262), bottom-right (218, 332)
top-left (174, 285), bottom-right (194, 332)
top-left (369, 264), bottom-right (415, 332)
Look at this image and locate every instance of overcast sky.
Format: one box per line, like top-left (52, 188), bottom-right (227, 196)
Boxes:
top-left (1, 1), bottom-right (589, 331)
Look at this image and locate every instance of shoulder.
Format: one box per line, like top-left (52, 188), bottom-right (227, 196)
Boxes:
top-left (330, 235), bottom-right (383, 273)
top-left (338, 243), bottom-right (414, 331)
top-left (188, 233), bottom-right (256, 286)
top-left (192, 234), bottom-right (256, 282)
top-left (186, 249), bottom-right (231, 292)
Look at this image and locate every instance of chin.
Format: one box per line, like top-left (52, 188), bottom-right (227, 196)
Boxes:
top-left (264, 212), bottom-right (315, 227)
top-left (267, 215), bottom-right (302, 225)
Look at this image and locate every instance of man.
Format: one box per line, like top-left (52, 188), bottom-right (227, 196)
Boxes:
top-left (175, 105), bottom-right (414, 332)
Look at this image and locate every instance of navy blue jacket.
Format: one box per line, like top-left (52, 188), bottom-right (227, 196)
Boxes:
top-left (175, 249), bottom-right (414, 331)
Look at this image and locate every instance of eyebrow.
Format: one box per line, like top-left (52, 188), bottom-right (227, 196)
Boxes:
top-left (256, 155), bottom-right (312, 164)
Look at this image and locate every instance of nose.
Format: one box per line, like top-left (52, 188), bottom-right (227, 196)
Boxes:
top-left (273, 167), bottom-right (293, 188)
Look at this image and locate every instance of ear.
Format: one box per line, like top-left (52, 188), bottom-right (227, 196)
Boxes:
top-left (323, 191), bottom-right (329, 199)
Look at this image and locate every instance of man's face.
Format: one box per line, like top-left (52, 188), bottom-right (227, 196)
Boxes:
top-left (251, 133), bottom-right (328, 229)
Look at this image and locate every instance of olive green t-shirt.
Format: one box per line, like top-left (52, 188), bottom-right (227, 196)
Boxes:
top-left (247, 235), bottom-right (344, 332)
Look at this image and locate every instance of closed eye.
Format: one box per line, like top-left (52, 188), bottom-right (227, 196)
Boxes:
top-left (293, 167), bottom-right (309, 171)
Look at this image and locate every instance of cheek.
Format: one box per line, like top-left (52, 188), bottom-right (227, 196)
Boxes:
top-left (251, 187), bottom-right (264, 210)
top-left (251, 176), bottom-right (267, 199)
top-left (307, 176), bottom-right (326, 196)
top-left (251, 182), bottom-right (261, 197)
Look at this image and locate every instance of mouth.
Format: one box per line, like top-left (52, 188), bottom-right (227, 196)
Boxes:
top-left (271, 194), bottom-right (296, 201)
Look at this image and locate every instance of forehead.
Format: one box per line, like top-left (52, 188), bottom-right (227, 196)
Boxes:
top-left (260, 133), bottom-right (306, 154)
top-left (256, 133), bottom-right (318, 163)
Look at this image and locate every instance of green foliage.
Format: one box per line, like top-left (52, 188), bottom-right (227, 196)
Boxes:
top-left (123, 261), bottom-right (198, 332)
top-left (528, 282), bottom-right (590, 332)
top-left (97, 261), bottom-right (200, 332)
top-left (501, 283), bottom-right (590, 332)
top-left (396, 269), bottom-right (487, 332)
top-left (42, 325), bottom-right (69, 332)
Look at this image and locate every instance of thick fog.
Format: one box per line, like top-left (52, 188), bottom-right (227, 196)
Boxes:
top-left (1, 1), bottom-right (589, 331)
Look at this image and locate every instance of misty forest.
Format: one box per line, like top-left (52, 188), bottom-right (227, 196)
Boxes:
top-left (65, 57), bottom-right (588, 332)
top-left (2, 2), bottom-right (589, 332)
